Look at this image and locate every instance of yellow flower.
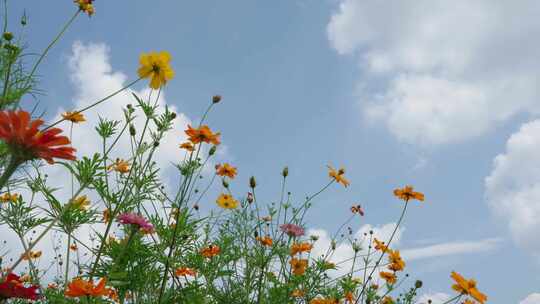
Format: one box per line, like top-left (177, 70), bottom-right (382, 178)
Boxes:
top-left (373, 238), bottom-right (388, 252)
top-left (70, 195), bottom-right (90, 210)
top-left (74, 0), bottom-right (95, 16)
top-left (291, 289), bottom-right (305, 298)
top-left (0, 192), bottom-right (19, 203)
top-left (216, 163), bottom-right (237, 179)
top-left (393, 185), bottom-right (424, 202)
top-left (289, 258), bottom-right (308, 276)
top-left (216, 193), bottom-right (239, 209)
top-left (387, 249), bottom-right (405, 272)
top-left (327, 165), bottom-right (350, 187)
top-left (22, 250), bottom-right (42, 260)
top-left (137, 51), bottom-right (174, 89)
top-left (379, 271), bottom-right (397, 284)
top-left (62, 111), bottom-right (86, 123)
top-left (179, 142), bottom-right (195, 152)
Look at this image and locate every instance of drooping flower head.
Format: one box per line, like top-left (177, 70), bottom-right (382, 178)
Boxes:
top-left (185, 125), bottom-right (221, 145)
top-left (0, 273), bottom-right (40, 300)
top-left (216, 193), bottom-right (239, 209)
top-left (280, 223), bottom-right (305, 237)
top-left (117, 213), bottom-right (154, 233)
top-left (74, 0), bottom-right (95, 16)
top-left (0, 110), bottom-right (76, 164)
top-left (137, 51), bottom-right (174, 89)
top-left (215, 163), bottom-right (237, 179)
top-left (62, 111), bottom-right (86, 123)
top-left (327, 165), bottom-right (350, 187)
top-left (393, 185), bottom-right (424, 202)
top-left (65, 277), bottom-right (109, 298)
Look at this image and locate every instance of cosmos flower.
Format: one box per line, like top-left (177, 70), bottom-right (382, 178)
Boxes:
top-left (379, 271), bottom-right (397, 284)
top-left (280, 223), bottom-right (305, 237)
top-left (65, 277), bottom-right (109, 298)
top-left (74, 0), bottom-right (95, 16)
top-left (215, 163), bottom-right (237, 179)
top-left (0, 110), bottom-right (76, 164)
top-left (256, 236), bottom-right (273, 247)
top-left (61, 111), bottom-right (86, 123)
top-left (393, 185), bottom-right (424, 202)
top-left (0, 273), bottom-right (40, 300)
top-left (137, 51), bottom-right (174, 89)
top-left (450, 271), bottom-right (487, 304)
top-left (175, 267), bottom-right (197, 277)
top-left (216, 193), bottom-right (239, 209)
top-left (200, 245), bottom-right (220, 258)
top-left (327, 165), bottom-right (350, 187)
top-left (290, 242), bottom-right (313, 256)
top-left (289, 258), bottom-right (308, 276)
top-left (117, 213), bottom-right (154, 233)
top-left (185, 125), bottom-right (221, 145)
top-left (0, 192), bottom-right (19, 203)
top-left (179, 142), bottom-right (195, 152)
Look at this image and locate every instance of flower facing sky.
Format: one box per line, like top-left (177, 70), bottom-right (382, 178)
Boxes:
top-left (137, 51), bottom-right (175, 89)
top-left (74, 0), bottom-right (94, 16)
top-left (0, 273), bottom-right (40, 300)
top-left (117, 213), bottom-right (155, 233)
top-left (185, 125), bottom-right (221, 145)
top-left (280, 223), bottom-right (305, 237)
top-left (450, 271), bottom-right (487, 304)
top-left (327, 165), bottom-right (350, 187)
top-left (216, 193), bottom-right (239, 209)
top-left (65, 277), bottom-right (109, 298)
top-left (393, 186), bottom-right (425, 202)
top-left (0, 110), bottom-right (76, 164)
top-left (216, 163), bottom-right (237, 179)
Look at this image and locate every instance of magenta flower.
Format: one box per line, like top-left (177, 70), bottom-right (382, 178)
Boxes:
top-left (117, 213), bottom-right (154, 233)
top-left (280, 223), bottom-right (304, 237)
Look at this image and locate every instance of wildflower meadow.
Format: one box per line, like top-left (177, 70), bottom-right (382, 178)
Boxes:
top-left (0, 1), bottom-right (518, 303)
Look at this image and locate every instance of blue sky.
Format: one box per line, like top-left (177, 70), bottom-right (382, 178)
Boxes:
top-left (6, 1), bottom-right (540, 303)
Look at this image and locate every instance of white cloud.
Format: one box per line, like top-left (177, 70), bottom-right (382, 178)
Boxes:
top-left (328, 0), bottom-right (540, 146)
top-left (417, 292), bottom-right (450, 304)
top-left (521, 293), bottom-right (540, 304)
top-left (402, 238), bottom-right (502, 261)
top-left (485, 120), bottom-right (540, 257)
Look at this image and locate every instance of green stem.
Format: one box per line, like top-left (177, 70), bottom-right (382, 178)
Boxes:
top-left (64, 232), bottom-right (72, 286)
top-left (0, 156), bottom-right (21, 191)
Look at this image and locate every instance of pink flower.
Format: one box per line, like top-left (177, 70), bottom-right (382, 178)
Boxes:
top-left (280, 223), bottom-right (304, 237)
top-left (117, 213), bottom-right (154, 233)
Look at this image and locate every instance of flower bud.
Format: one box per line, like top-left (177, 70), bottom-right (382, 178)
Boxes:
top-left (209, 145), bottom-right (217, 156)
top-left (415, 280), bottom-right (423, 289)
top-left (249, 176), bottom-right (257, 188)
top-left (247, 192), bottom-right (254, 203)
top-left (212, 95), bottom-right (222, 104)
top-left (282, 166), bottom-right (289, 178)
top-left (3, 32), bottom-right (13, 41)
top-left (222, 179), bottom-right (229, 188)
top-left (129, 125), bottom-right (136, 136)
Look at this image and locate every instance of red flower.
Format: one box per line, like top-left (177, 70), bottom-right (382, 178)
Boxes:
top-left (0, 110), bottom-right (76, 164)
top-left (0, 273), bottom-right (40, 300)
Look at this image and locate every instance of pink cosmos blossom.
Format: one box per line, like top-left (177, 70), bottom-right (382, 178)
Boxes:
top-left (117, 213), bottom-right (154, 233)
top-left (280, 223), bottom-right (304, 237)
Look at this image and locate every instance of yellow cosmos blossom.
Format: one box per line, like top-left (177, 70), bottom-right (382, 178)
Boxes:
top-left (373, 238), bottom-right (388, 252)
top-left (0, 192), bottom-right (19, 203)
top-left (216, 193), bottom-right (239, 209)
top-left (393, 185), bottom-right (424, 202)
top-left (327, 165), bottom-right (350, 187)
top-left (450, 271), bottom-right (487, 304)
top-left (74, 0), bottom-right (95, 16)
top-left (137, 51), bottom-right (174, 89)
top-left (108, 159), bottom-right (130, 174)
top-left (22, 250), bottom-right (42, 260)
top-left (62, 111), bottom-right (86, 123)
top-left (290, 242), bottom-right (313, 256)
top-left (70, 195), bottom-right (90, 210)
top-left (387, 249), bottom-right (405, 272)
top-left (179, 142), bottom-right (195, 152)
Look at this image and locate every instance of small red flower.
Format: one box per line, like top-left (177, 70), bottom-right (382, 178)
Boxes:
top-left (0, 110), bottom-right (76, 164)
top-left (0, 273), bottom-right (40, 300)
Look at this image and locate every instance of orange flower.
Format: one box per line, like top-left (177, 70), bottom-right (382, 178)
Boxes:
top-left (74, 0), bottom-right (95, 16)
top-left (451, 271), bottom-right (487, 304)
top-left (344, 291), bottom-right (354, 303)
top-left (70, 244), bottom-right (78, 251)
top-left (108, 159), bottom-right (129, 173)
top-left (103, 208), bottom-right (111, 223)
top-left (289, 258), bottom-right (308, 276)
top-left (373, 238), bottom-right (388, 252)
top-left (327, 165), bottom-right (350, 187)
top-left (179, 142), bottom-right (195, 152)
top-left (200, 245), bottom-right (220, 258)
top-left (216, 163), bottom-right (237, 179)
top-left (387, 250), bottom-right (405, 272)
top-left (291, 289), bottom-right (305, 298)
top-left (381, 296), bottom-right (394, 304)
top-left (379, 271), bottom-right (397, 284)
top-left (310, 298), bottom-right (338, 304)
top-left (0, 192), bottom-right (19, 203)
top-left (290, 242), bottom-right (313, 256)
top-left (393, 185), bottom-right (424, 202)
top-left (0, 110), bottom-right (76, 164)
top-left (65, 277), bottom-right (109, 298)
top-left (256, 236), bottom-right (273, 247)
top-left (175, 267), bottom-right (197, 277)
top-left (62, 111), bottom-right (86, 123)
top-left (185, 125), bottom-right (221, 145)
top-left (21, 250), bottom-right (42, 260)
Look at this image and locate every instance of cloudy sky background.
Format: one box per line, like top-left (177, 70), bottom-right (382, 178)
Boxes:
top-left (3, 1), bottom-right (540, 303)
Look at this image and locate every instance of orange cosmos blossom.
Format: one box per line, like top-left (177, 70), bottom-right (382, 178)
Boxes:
top-left (256, 236), bottom-right (273, 247)
top-left (327, 165), bottom-right (350, 187)
top-left (65, 277), bottom-right (109, 298)
top-left (373, 238), bottom-right (388, 252)
top-left (290, 242), bottom-right (313, 256)
top-left (450, 271), bottom-right (487, 304)
top-left (107, 159), bottom-right (130, 173)
top-left (393, 185), bottom-right (424, 202)
top-left (215, 163), bottom-right (237, 179)
top-left (0, 192), bottom-right (19, 203)
top-left (379, 271), bottom-right (397, 284)
top-left (61, 111), bottom-right (86, 123)
top-left (179, 142), bottom-right (195, 152)
top-left (0, 110), bottom-right (76, 164)
top-left (74, 0), bottom-right (95, 16)
top-left (200, 245), bottom-right (220, 258)
top-left (310, 298), bottom-right (338, 304)
top-left (175, 267), bottom-right (197, 277)
top-left (185, 125), bottom-right (221, 145)
top-left (289, 258), bottom-right (308, 276)
top-left (387, 249), bottom-right (405, 272)
top-left (291, 289), bottom-right (305, 298)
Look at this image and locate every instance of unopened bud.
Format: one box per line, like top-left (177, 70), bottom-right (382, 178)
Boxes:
top-left (222, 179), bottom-right (229, 188)
top-left (282, 166), bottom-right (288, 178)
top-left (249, 176), bottom-right (257, 188)
top-left (3, 32), bottom-right (13, 41)
top-left (209, 145), bottom-right (217, 156)
top-left (170, 112), bottom-right (177, 119)
top-left (129, 125), bottom-right (136, 136)
top-left (415, 280), bottom-right (423, 289)
top-left (212, 95), bottom-right (222, 104)
top-left (247, 192), bottom-right (254, 203)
